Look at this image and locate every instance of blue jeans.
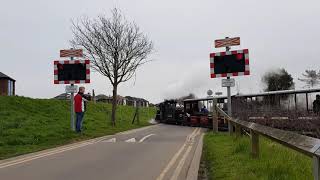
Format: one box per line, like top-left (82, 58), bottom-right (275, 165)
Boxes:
top-left (76, 112), bottom-right (84, 133)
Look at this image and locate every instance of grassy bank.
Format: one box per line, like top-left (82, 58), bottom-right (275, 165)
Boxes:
top-left (203, 132), bottom-right (313, 180)
top-left (0, 96), bottom-right (156, 159)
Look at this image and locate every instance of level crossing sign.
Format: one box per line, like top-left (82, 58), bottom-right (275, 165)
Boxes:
top-left (215, 37), bottom-right (240, 48)
top-left (54, 60), bottom-right (90, 84)
top-left (60, 49), bottom-right (83, 57)
top-left (209, 49), bottom-right (250, 78)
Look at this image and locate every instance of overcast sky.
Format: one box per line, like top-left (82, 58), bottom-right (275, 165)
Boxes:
top-left (1, 0), bottom-right (320, 103)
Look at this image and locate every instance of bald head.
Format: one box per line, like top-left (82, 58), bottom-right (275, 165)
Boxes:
top-left (79, 87), bottom-right (85, 93)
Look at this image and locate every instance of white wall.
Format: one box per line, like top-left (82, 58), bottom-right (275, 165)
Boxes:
top-left (7, 80), bottom-right (14, 96)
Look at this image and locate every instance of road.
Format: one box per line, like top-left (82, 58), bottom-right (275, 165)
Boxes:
top-left (0, 124), bottom-right (204, 180)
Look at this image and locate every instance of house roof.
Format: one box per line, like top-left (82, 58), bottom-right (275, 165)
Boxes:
top-left (53, 93), bottom-right (70, 100)
top-left (125, 96), bottom-right (148, 102)
top-left (0, 72), bottom-right (15, 81)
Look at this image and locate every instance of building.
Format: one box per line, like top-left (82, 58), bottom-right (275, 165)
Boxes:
top-left (0, 72), bottom-right (15, 96)
top-left (53, 93), bottom-right (92, 101)
top-left (95, 94), bottom-right (109, 103)
top-left (125, 96), bottom-right (149, 107)
top-left (95, 94), bottom-right (149, 107)
top-left (53, 93), bottom-right (71, 100)
top-left (95, 94), bottom-right (127, 105)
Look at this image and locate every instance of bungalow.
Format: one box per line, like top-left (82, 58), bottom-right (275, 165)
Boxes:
top-left (125, 96), bottom-right (149, 107)
top-left (0, 72), bottom-right (15, 96)
top-left (95, 94), bottom-right (127, 105)
top-left (95, 94), bottom-right (149, 107)
top-left (53, 93), bottom-right (71, 100)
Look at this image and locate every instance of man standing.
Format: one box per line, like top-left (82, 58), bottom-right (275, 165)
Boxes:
top-left (74, 87), bottom-right (87, 133)
top-left (313, 95), bottom-right (320, 115)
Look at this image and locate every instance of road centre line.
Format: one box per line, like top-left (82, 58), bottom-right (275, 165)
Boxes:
top-left (171, 128), bottom-right (201, 180)
top-left (139, 134), bottom-right (156, 143)
top-left (171, 144), bottom-right (193, 180)
top-left (156, 128), bottom-right (199, 180)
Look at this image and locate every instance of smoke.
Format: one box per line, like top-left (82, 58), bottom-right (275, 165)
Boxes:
top-left (261, 68), bottom-right (295, 91)
top-left (162, 68), bottom-right (209, 100)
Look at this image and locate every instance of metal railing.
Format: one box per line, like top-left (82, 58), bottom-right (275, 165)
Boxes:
top-left (213, 105), bottom-right (320, 180)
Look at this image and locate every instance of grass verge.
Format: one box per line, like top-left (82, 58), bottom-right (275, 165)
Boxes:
top-left (203, 132), bottom-right (313, 180)
top-left (0, 96), bottom-right (156, 160)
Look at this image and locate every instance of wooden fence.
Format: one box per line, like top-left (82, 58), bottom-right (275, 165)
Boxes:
top-left (213, 105), bottom-right (320, 180)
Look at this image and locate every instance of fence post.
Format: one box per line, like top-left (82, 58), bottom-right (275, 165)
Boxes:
top-left (212, 106), bottom-right (219, 132)
top-left (211, 99), bottom-right (218, 132)
top-left (235, 124), bottom-right (241, 138)
top-left (313, 156), bottom-right (320, 180)
top-left (229, 121), bottom-right (234, 135)
top-left (228, 121), bottom-right (233, 135)
top-left (250, 129), bottom-right (259, 158)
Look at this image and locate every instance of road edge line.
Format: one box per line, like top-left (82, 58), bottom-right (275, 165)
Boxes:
top-left (186, 132), bottom-right (204, 180)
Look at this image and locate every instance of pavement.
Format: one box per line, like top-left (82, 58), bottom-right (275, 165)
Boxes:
top-left (0, 124), bottom-right (204, 180)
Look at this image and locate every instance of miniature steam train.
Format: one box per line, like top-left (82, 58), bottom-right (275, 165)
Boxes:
top-left (155, 98), bottom-right (228, 130)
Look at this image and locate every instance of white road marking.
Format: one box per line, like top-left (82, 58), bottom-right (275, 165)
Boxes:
top-left (118, 125), bottom-right (158, 135)
top-left (103, 138), bottom-right (116, 143)
top-left (139, 134), bottom-right (155, 143)
top-left (125, 138), bottom-right (137, 143)
top-left (156, 128), bottom-right (199, 180)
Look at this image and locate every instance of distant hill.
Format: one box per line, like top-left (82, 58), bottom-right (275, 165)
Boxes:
top-left (0, 96), bottom-right (156, 159)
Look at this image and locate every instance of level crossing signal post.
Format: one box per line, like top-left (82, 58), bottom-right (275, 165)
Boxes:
top-left (55, 49), bottom-right (90, 131)
top-left (70, 55), bottom-right (75, 130)
top-left (225, 39), bottom-right (233, 134)
top-left (210, 36), bottom-right (250, 134)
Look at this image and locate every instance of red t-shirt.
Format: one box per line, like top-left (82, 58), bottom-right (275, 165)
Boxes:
top-left (74, 93), bottom-right (85, 112)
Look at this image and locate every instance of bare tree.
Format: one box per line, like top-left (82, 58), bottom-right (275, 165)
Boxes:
top-left (298, 70), bottom-right (320, 88)
top-left (70, 8), bottom-right (153, 126)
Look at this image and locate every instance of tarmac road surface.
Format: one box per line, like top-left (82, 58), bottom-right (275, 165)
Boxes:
top-left (0, 124), bottom-right (204, 180)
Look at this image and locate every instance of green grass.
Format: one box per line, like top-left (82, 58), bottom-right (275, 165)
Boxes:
top-left (0, 96), bottom-right (156, 159)
top-left (203, 132), bottom-right (313, 180)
